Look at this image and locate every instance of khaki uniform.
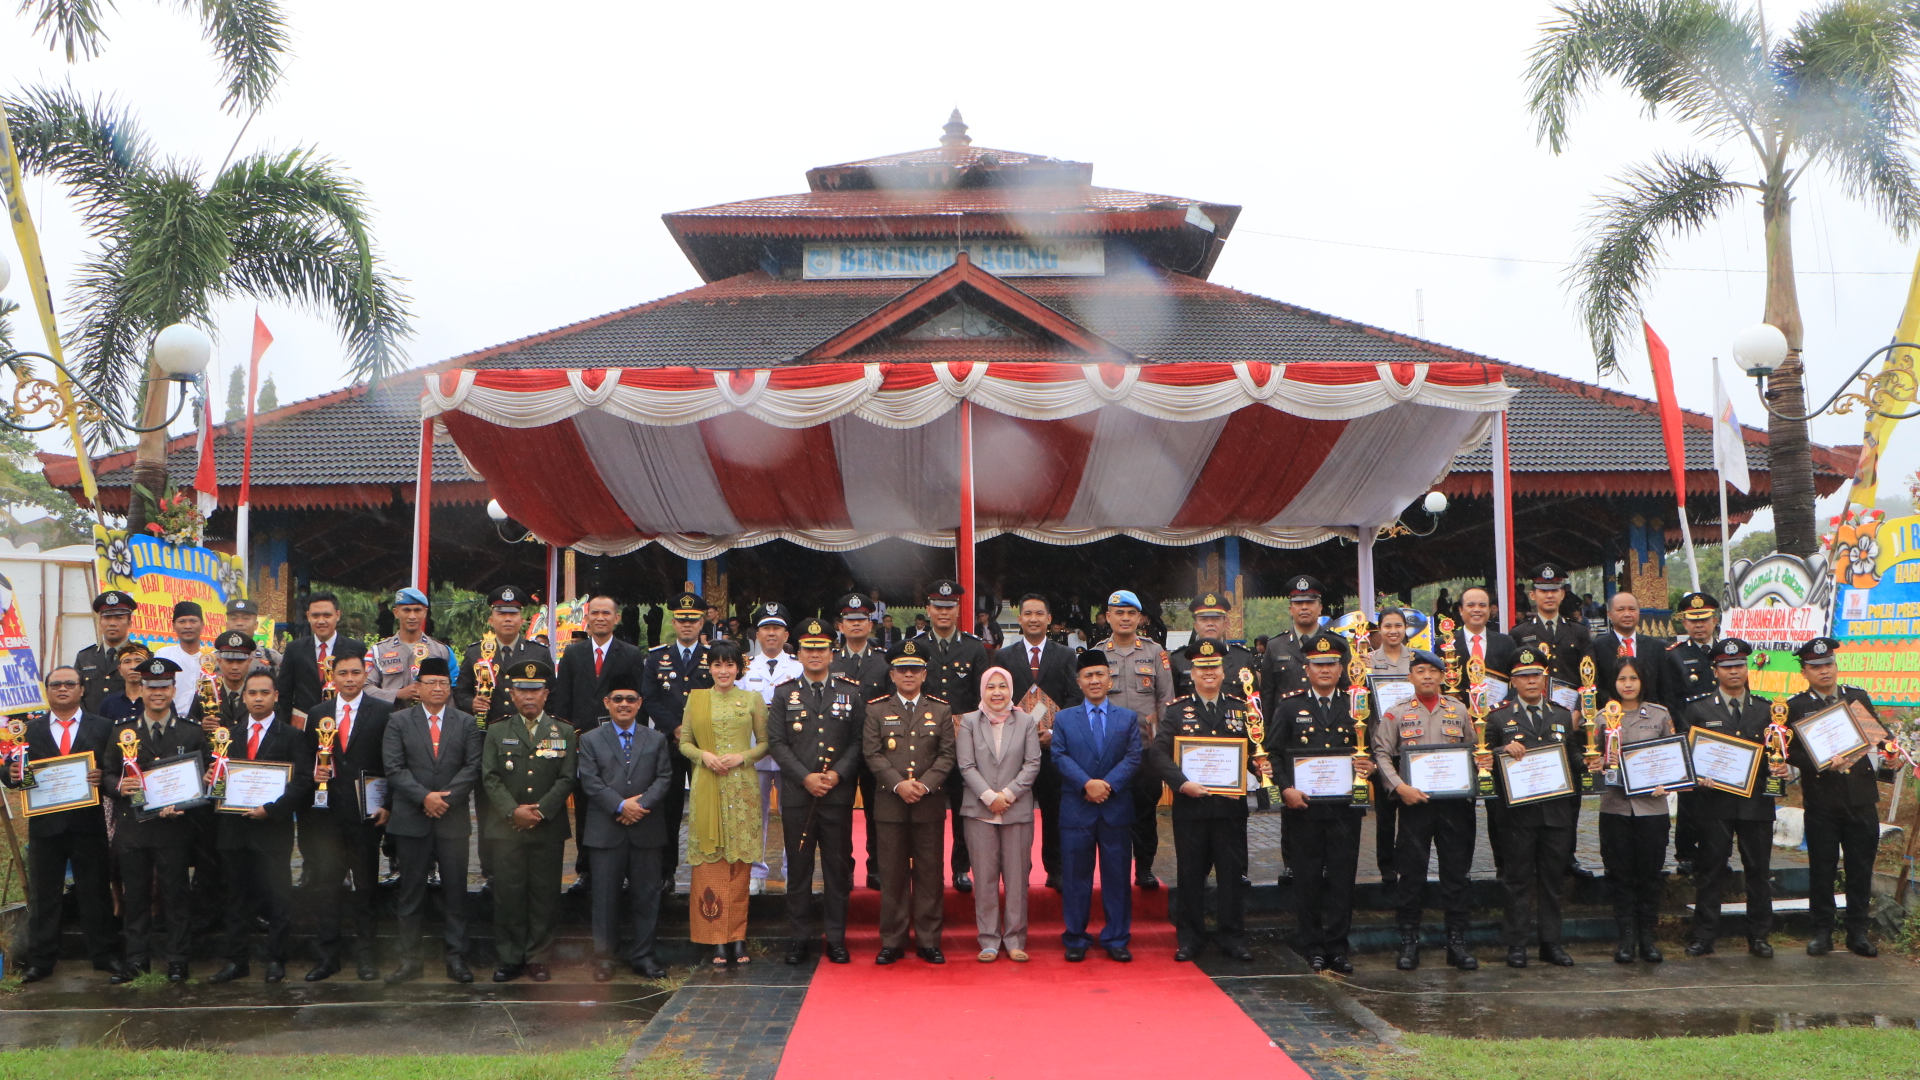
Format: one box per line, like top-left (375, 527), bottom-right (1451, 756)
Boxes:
top-left (1596, 701), bottom-right (1676, 936)
top-left (862, 694), bottom-right (955, 950)
top-left (1372, 694), bottom-right (1476, 931)
top-left (1095, 636), bottom-right (1175, 880)
top-left (480, 712), bottom-right (577, 965)
top-left (365, 635), bottom-right (456, 704)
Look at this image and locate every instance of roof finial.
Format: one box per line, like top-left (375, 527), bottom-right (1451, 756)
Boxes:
top-left (940, 108), bottom-right (971, 147)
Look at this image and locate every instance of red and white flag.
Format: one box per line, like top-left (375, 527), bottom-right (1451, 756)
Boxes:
top-left (192, 377), bottom-right (218, 516)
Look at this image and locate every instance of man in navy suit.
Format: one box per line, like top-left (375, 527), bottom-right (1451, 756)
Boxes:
top-left (1050, 650), bottom-right (1141, 963)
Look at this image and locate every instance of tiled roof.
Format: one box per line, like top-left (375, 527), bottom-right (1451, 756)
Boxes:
top-left (810, 144), bottom-right (1072, 172)
top-left (671, 187), bottom-right (1188, 221)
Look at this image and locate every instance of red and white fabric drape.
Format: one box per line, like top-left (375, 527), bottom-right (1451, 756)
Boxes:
top-left (423, 361), bottom-right (1511, 558)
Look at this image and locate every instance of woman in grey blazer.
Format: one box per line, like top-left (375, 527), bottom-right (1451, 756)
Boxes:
top-left (1595, 657), bottom-right (1675, 966)
top-left (956, 667), bottom-right (1042, 961)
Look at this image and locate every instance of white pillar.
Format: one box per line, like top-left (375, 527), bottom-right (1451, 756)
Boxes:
top-left (1358, 529), bottom-right (1377, 620)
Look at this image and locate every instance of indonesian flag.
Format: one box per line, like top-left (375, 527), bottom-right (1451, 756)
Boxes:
top-left (193, 375), bottom-right (218, 516)
top-left (1643, 321), bottom-right (1690, 507)
top-left (1711, 363), bottom-right (1751, 494)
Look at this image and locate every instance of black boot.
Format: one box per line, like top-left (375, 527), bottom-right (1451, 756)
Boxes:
top-left (1638, 919), bottom-right (1664, 963)
top-left (1444, 928), bottom-right (1478, 971)
top-left (1395, 924), bottom-right (1421, 971)
top-left (1614, 918), bottom-right (1636, 964)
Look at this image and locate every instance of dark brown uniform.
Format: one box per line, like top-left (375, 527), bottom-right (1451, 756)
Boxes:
top-left (862, 693), bottom-right (955, 951)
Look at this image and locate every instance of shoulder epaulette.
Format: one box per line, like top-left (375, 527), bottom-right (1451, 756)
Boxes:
top-left (1666, 639), bottom-right (1687, 650)
top-left (866, 694), bottom-right (891, 704)
top-left (926, 694), bottom-right (948, 704)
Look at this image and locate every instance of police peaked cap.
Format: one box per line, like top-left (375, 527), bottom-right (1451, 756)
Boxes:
top-left (671, 591), bottom-right (705, 617)
top-left (1190, 638), bottom-right (1227, 667)
top-left (488, 585), bottom-right (527, 610)
top-left (507, 657), bottom-right (554, 686)
top-left (1529, 563), bottom-right (1568, 589)
top-left (213, 630), bottom-right (255, 657)
top-left (1287, 576), bottom-right (1325, 600)
top-left (889, 639), bottom-right (929, 667)
top-left (796, 619), bottom-right (833, 648)
top-left (1796, 636), bottom-right (1841, 663)
top-left (1713, 637), bottom-right (1754, 664)
top-left (926, 580), bottom-right (963, 607)
top-left (92, 590), bottom-right (136, 614)
top-left (837, 592), bottom-right (874, 618)
top-left (1189, 592), bottom-right (1230, 615)
top-left (1509, 647), bottom-right (1549, 676)
top-left (139, 656), bottom-right (182, 683)
top-left (1677, 592), bottom-right (1721, 621)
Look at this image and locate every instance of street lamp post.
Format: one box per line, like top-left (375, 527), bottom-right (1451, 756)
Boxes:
top-left (1739, 322), bottom-right (1920, 422)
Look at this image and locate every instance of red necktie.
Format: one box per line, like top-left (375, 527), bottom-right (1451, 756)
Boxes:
top-left (428, 714), bottom-right (441, 758)
top-left (248, 721), bottom-right (263, 757)
top-left (339, 702), bottom-right (353, 748)
top-left (57, 719), bottom-right (72, 755)
top-left (595, 646), bottom-right (605, 676)
top-left (318, 640), bottom-right (328, 666)
top-left (1029, 646), bottom-right (1041, 679)
top-left (1623, 637), bottom-right (1635, 657)
top-left (1471, 634), bottom-right (1484, 662)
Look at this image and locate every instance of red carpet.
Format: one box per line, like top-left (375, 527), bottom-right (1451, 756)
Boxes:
top-left (773, 815), bottom-right (1309, 1080)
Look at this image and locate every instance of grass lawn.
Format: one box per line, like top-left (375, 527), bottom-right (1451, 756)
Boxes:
top-left (0, 1042), bottom-right (711, 1080)
top-left (1333, 1028), bottom-right (1920, 1080)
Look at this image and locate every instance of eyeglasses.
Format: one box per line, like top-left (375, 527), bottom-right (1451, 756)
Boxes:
top-left (46, 680), bottom-right (80, 689)
top-left (607, 694), bottom-right (641, 704)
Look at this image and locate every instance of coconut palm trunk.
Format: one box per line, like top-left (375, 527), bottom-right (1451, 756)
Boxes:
top-left (1761, 182), bottom-right (1815, 555)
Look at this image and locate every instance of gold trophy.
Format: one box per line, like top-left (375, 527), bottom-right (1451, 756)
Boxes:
top-left (314, 715), bottom-right (337, 809)
top-left (118, 728), bottom-right (144, 807)
top-left (3, 716), bottom-right (31, 789)
top-left (1578, 655), bottom-right (1599, 794)
top-left (1346, 617), bottom-right (1372, 806)
top-left (1468, 656), bottom-right (1495, 800)
top-left (1764, 698), bottom-right (1792, 798)
top-left (208, 726), bottom-right (231, 800)
top-left (1438, 616), bottom-right (1460, 697)
top-left (474, 632), bottom-right (498, 729)
top-left (1241, 668), bottom-right (1279, 796)
top-left (1600, 701), bottom-right (1624, 783)
top-left (198, 669), bottom-right (222, 727)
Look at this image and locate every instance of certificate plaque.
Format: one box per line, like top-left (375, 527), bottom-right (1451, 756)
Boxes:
top-left (23, 752), bottom-right (98, 817)
top-left (1549, 682), bottom-right (1580, 713)
top-left (1289, 750), bottom-right (1357, 802)
top-left (1370, 675), bottom-right (1416, 716)
top-left (218, 759), bottom-right (291, 814)
top-left (1400, 744), bottom-right (1476, 800)
top-left (1791, 704), bottom-right (1870, 772)
top-left (1499, 746), bottom-right (1574, 806)
top-left (1480, 678), bottom-right (1510, 706)
top-left (136, 753), bottom-right (207, 818)
top-left (1688, 729), bottom-right (1763, 798)
top-left (1616, 735), bottom-right (1694, 797)
top-left (1174, 736), bottom-right (1247, 796)
top-left (357, 775), bottom-right (390, 819)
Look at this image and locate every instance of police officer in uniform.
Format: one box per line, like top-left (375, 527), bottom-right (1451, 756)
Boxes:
top-left (1663, 592), bottom-right (1721, 876)
top-left (224, 597), bottom-right (283, 677)
top-left (1260, 575), bottom-right (1348, 881)
top-left (829, 592), bottom-right (888, 888)
top-left (207, 630), bottom-right (263, 728)
top-left (1483, 646), bottom-right (1578, 968)
top-left (1172, 593), bottom-right (1260, 813)
top-left (1096, 589), bottom-right (1176, 889)
top-left (864, 639), bottom-right (956, 964)
top-left (456, 585), bottom-right (544, 885)
top-left (1371, 649), bottom-right (1479, 971)
top-left (1787, 636), bottom-right (1889, 957)
top-left (77, 590), bottom-right (138, 711)
top-left (367, 587), bottom-right (455, 706)
top-left (769, 618), bottom-right (864, 966)
top-left (1508, 562), bottom-right (1596, 878)
top-left (919, 579), bottom-right (988, 892)
top-left (1267, 636), bottom-right (1371, 971)
top-left (480, 657), bottom-right (578, 983)
top-left (1156, 639), bottom-right (1268, 963)
top-left (644, 591), bottom-right (712, 890)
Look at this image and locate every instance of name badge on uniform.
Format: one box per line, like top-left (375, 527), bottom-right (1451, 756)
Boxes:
top-left (502, 739), bottom-right (521, 746)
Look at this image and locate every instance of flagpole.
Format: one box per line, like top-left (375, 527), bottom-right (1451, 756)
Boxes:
top-left (1718, 475), bottom-right (1733, 599)
top-left (237, 314), bottom-right (272, 583)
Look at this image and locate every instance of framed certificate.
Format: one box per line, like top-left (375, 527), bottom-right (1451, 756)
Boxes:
top-left (1174, 736), bottom-right (1247, 795)
top-left (357, 775), bottom-right (390, 819)
top-left (1617, 735), bottom-right (1694, 797)
top-left (1370, 675), bottom-right (1415, 715)
top-left (136, 752), bottom-right (207, 818)
top-left (1400, 744), bottom-right (1476, 799)
top-left (1688, 728), bottom-right (1763, 798)
top-left (1480, 678), bottom-right (1510, 706)
top-left (1288, 750), bottom-right (1357, 802)
top-left (23, 751), bottom-right (98, 817)
top-left (1791, 704), bottom-right (1870, 772)
top-left (1499, 746), bottom-right (1574, 806)
top-left (218, 759), bottom-right (291, 814)
top-left (1549, 681), bottom-right (1580, 713)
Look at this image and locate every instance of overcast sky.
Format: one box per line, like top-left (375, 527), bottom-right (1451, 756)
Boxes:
top-left (1, 0), bottom-right (1914, 535)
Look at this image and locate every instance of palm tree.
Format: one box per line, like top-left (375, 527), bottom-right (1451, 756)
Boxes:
top-left (20, 0), bottom-right (287, 113)
top-left (4, 86), bottom-right (410, 530)
top-left (1527, 0), bottom-right (1920, 557)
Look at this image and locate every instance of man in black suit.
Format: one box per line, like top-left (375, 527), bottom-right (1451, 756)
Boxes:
top-left (921, 578), bottom-right (989, 892)
top-left (552, 593), bottom-right (642, 890)
top-left (1508, 563), bottom-right (1597, 878)
top-left (209, 671), bottom-right (313, 984)
top-left (103, 657), bottom-right (210, 983)
top-left (277, 591), bottom-right (347, 727)
top-left (381, 656), bottom-right (483, 983)
top-left (302, 640), bottom-right (395, 981)
top-left (3, 666), bottom-right (129, 982)
top-left (770, 618), bottom-right (866, 966)
top-left (642, 590), bottom-right (711, 889)
top-left (994, 593), bottom-right (1083, 889)
top-left (1593, 591), bottom-right (1668, 707)
top-left (1482, 646), bottom-right (1579, 968)
top-left (831, 592), bottom-right (889, 889)
top-left (1451, 585), bottom-right (1518, 679)
top-left (576, 671), bottom-right (672, 980)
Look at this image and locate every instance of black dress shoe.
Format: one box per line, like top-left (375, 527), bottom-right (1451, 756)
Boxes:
top-left (1674, 859), bottom-right (1695, 878)
top-left (784, 941), bottom-right (811, 966)
top-left (634, 957), bottom-right (669, 978)
top-left (566, 878), bottom-right (590, 896)
top-left (875, 947), bottom-right (903, 965)
top-left (592, 961), bottom-right (613, 982)
top-left (18, 965), bottom-right (52, 984)
top-left (1065, 946), bottom-right (1088, 962)
top-left (916, 947), bottom-right (945, 964)
top-left (1278, 867), bottom-right (1293, 881)
top-left (1307, 954), bottom-right (1327, 972)
top-left (1848, 932), bottom-right (1879, 958)
top-left (208, 962), bottom-right (249, 984)
top-left (865, 876), bottom-right (880, 891)
top-left (1506, 946), bottom-right (1528, 968)
top-left (493, 963), bottom-right (523, 982)
top-left (1808, 929), bottom-right (1834, 956)
top-left (1226, 944), bottom-right (1255, 962)
top-left (446, 956), bottom-right (474, 983)
top-left (1540, 943), bottom-right (1575, 967)
top-left (265, 961), bottom-right (286, 983)
top-left (825, 943), bottom-right (850, 965)
top-left (1046, 875), bottom-right (1062, 890)
top-left (1747, 938), bottom-right (1773, 959)
top-left (166, 962), bottom-right (189, 983)
top-left (305, 959), bottom-right (340, 982)
top-left (1567, 862), bottom-right (1597, 879)
top-left (356, 961), bottom-right (379, 981)
top-left (1326, 955), bottom-right (1353, 974)
top-left (1685, 939), bottom-right (1714, 957)
top-left (1175, 946), bottom-right (1199, 963)
top-left (954, 874), bottom-right (973, 893)
top-left (1137, 872), bottom-right (1160, 890)
top-left (1105, 946), bottom-right (1133, 963)
top-left (526, 963), bottom-right (550, 982)
top-left (109, 962), bottom-right (145, 984)
top-left (384, 961), bottom-right (423, 984)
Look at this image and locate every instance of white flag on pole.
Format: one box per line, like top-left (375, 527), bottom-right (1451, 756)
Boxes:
top-left (1711, 364), bottom-right (1751, 494)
